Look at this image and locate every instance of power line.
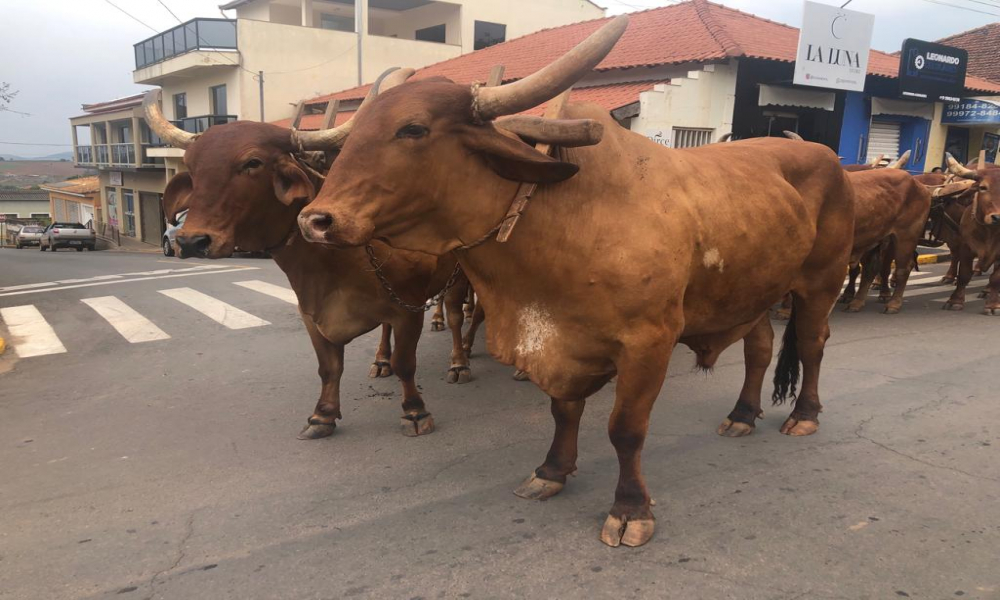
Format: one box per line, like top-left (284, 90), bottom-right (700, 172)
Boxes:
top-left (916, 0), bottom-right (1000, 16)
top-left (103, 0), bottom-right (159, 32)
top-left (0, 106), bottom-right (32, 117)
top-left (0, 141), bottom-right (74, 147)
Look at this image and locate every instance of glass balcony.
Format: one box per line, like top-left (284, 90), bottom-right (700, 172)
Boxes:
top-left (75, 146), bottom-right (93, 165)
top-left (171, 114), bottom-right (237, 134)
top-left (134, 18), bottom-right (237, 70)
top-left (110, 143), bottom-right (137, 166)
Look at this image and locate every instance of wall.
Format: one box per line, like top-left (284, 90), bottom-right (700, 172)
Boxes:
top-left (236, 0), bottom-right (271, 21)
top-left (99, 170), bottom-right (166, 243)
top-left (160, 67), bottom-right (242, 119)
top-left (376, 3), bottom-right (462, 45)
top-left (629, 62), bottom-right (738, 145)
top-left (0, 200), bottom-right (51, 218)
top-left (269, 3), bottom-right (300, 25)
top-left (362, 36), bottom-right (462, 87)
top-left (458, 0), bottom-right (604, 51)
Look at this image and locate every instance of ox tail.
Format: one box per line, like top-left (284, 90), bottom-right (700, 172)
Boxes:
top-left (771, 306), bottom-right (799, 405)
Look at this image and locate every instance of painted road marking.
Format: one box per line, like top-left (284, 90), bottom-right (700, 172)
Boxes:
top-left (81, 296), bottom-right (170, 343)
top-left (0, 305), bottom-right (67, 358)
top-left (159, 288), bottom-right (270, 330)
top-left (233, 280), bottom-right (298, 305)
top-left (0, 267), bottom-right (259, 298)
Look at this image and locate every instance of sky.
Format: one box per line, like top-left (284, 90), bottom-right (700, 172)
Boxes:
top-left (1, 0), bottom-right (997, 157)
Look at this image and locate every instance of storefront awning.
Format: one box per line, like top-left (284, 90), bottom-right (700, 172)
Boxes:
top-left (942, 97), bottom-right (1000, 124)
top-left (758, 85), bottom-right (835, 112)
top-left (871, 97), bottom-right (934, 120)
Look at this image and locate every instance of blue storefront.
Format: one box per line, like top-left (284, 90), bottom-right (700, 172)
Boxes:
top-left (936, 98), bottom-right (1000, 166)
top-left (837, 89), bottom-right (934, 174)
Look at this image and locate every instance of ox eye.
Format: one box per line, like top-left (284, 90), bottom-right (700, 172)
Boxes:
top-left (241, 158), bottom-right (264, 172)
top-left (396, 124), bottom-right (429, 139)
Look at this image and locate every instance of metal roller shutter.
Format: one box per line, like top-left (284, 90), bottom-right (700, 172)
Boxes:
top-left (868, 121), bottom-right (901, 162)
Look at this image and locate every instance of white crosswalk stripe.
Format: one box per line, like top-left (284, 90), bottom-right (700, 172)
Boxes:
top-left (0, 305), bottom-right (67, 358)
top-left (233, 280), bottom-right (298, 305)
top-left (159, 287), bottom-right (270, 329)
top-left (81, 296), bottom-right (170, 343)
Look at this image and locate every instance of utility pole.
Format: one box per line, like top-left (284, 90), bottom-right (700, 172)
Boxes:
top-left (356, 0), bottom-right (363, 86)
top-left (258, 71), bottom-right (265, 122)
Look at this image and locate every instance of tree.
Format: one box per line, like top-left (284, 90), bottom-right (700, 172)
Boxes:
top-left (0, 82), bottom-right (17, 107)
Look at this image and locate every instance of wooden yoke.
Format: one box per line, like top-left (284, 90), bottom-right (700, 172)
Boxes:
top-left (497, 89), bottom-right (570, 243)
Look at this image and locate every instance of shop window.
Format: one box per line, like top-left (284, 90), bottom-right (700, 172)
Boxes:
top-left (106, 188), bottom-right (119, 228)
top-left (416, 24), bottom-right (446, 44)
top-left (672, 127), bottom-right (714, 149)
top-left (474, 21), bottom-right (505, 50)
top-left (868, 121), bottom-right (901, 162)
top-left (123, 189), bottom-right (136, 236)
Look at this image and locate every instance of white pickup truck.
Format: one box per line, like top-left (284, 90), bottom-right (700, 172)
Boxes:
top-left (39, 222), bottom-right (97, 252)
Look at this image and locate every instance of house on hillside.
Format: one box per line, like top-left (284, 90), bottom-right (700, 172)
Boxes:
top-left (0, 190), bottom-right (51, 221)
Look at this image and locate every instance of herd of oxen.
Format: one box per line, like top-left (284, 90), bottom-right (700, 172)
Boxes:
top-left (141, 16), bottom-right (1000, 547)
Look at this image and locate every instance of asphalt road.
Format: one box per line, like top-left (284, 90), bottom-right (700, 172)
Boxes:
top-left (1, 249), bottom-right (998, 600)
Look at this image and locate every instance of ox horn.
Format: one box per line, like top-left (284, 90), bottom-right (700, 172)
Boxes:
top-left (716, 132), bottom-right (733, 143)
top-left (495, 115), bottom-right (603, 147)
top-left (868, 154), bottom-right (885, 167)
top-left (143, 90), bottom-right (197, 149)
top-left (292, 67), bottom-right (411, 150)
top-left (888, 150), bottom-right (911, 170)
top-left (472, 16), bottom-right (629, 121)
top-left (946, 153), bottom-right (980, 180)
top-left (783, 130), bottom-right (804, 141)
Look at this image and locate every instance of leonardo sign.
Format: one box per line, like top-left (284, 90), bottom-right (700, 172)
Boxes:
top-left (793, 1), bottom-right (874, 92)
top-left (898, 39), bottom-right (968, 103)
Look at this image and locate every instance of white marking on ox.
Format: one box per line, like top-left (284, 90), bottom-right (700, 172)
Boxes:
top-left (515, 304), bottom-right (556, 356)
top-left (703, 248), bottom-right (725, 272)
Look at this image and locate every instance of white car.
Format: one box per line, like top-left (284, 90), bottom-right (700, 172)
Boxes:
top-left (162, 210), bottom-right (187, 257)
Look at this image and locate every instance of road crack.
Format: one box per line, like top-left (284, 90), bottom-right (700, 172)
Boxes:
top-left (142, 510), bottom-right (199, 600)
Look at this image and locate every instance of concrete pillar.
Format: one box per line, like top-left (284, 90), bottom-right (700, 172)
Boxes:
top-left (71, 126), bottom-right (79, 163)
top-left (131, 116), bottom-right (142, 167)
top-left (301, 0), bottom-right (313, 27)
top-left (356, 0), bottom-right (368, 85)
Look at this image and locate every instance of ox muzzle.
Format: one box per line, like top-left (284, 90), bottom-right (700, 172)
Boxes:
top-left (175, 234), bottom-right (212, 259)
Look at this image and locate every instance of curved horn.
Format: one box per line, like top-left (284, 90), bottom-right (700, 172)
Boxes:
top-left (716, 132), bottom-right (733, 143)
top-left (869, 154), bottom-right (885, 167)
top-left (143, 90), bottom-right (197, 149)
top-left (495, 116), bottom-right (603, 147)
top-left (292, 67), bottom-right (403, 150)
top-left (888, 150), bottom-right (911, 170)
top-left (782, 130), bottom-right (804, 141)
top-left (473, 16), bottom-right (628, 121)
top-left (947, 153), bottom-right (980, 180)
top-left (380, 67), bottom-right (415, 92)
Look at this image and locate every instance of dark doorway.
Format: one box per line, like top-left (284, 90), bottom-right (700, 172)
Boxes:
top-left (944, 126), bottom-right (970, 166)
top-left (140, 192), bottom-right (164, 245)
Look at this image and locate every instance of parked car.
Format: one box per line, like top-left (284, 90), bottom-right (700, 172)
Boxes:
top-left (15, 225), bottom-right (45, 249)
top-left (39, 222), bottom-right (96, 252)
top-left (162, 210), bottom-right (187, 257)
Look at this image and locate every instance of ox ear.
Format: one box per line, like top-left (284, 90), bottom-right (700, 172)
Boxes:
top-left (163, 172), bottom-right (193, 225)
top-left (273, 157), bottom-right (316, 206)
top-left (465, 127), bottom-right (579, 184)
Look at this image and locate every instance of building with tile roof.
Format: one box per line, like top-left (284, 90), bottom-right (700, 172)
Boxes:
top-left (41, 177), bottom-right (100, 227)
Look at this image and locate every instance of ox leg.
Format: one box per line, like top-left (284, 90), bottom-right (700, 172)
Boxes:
top-left (982, 266), bottom-right (1000, 316)
top-left (444, 283), bottom-right (471, 384)
top-left (884, 236), bottom-right (918, 314)
top-left (943, 246), bottom-right (975, 311)
top-left (430, 300), bottom-right (446, 331)
top-left (463, 286), bottom-right (476, 321)
top-left (773, 293), bottom-right (793, 320)
top-left (368, 324), bottom-right (393, 378)
top-left (877, 241), bottom-right (894, 303)
top-left (513, 397), bottom-right (586, 501)
top-left (600, 341), bottom-right (674, 548)
top-left (299, 318), bottom-right (344, 440)
top-left (392, 313), bottom-right (435, 436)
top-left (846, 249), bottom-right (879, 313)
top-left (462, 302), bottom-right (486, 357)
top-left (942, 252), bottom-right (959, 285)
top-left (839, 264), bottom-right (860, 304)
top-left (717, 316), bottom-right (773, 438)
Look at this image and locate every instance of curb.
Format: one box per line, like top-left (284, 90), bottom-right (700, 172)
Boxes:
top-left (917, 253), bottom-right (951, 265)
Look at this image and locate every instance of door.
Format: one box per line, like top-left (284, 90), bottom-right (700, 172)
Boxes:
top-left (868, 121), bottom-right (901, 162)
top-left (944, 127), bottom-right (970, 166)
top-left (140, 192), bottom-right (164, 245)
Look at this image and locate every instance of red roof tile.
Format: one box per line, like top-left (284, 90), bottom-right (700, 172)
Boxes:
top-left (276, 0), bottom-right (1000, 127)
top-left (937, 22), bottom-right (1000, 86)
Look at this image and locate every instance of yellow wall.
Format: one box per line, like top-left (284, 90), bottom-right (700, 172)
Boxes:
top-left (98, 170), bottom-right (165, 243)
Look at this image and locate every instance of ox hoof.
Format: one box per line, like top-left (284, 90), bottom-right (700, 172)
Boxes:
top-left (772, 308), bottom-right (791, 321)
top-left (446, 365), bottom-right (472, 384)
top-left (716, 418), bottom-right (754, 438)
top-left (844, 302), bottom-right (864, 313)
top-left (513, 472), bottom-right (566, 500)
top-left (779, 417), bottom-right (818, 436)
top-left (369, 361), bottom-right (393, 378)
top-left (877, 295), bottom-right (892, 304)
top-left (430, 319), bottom-right (446, 332)
top-left (883, 304), bottom-right (901, 315)
top-left (942, 301), bottom-right (965, 312)
top-left (400, 413), bottom-right (435, 437)
top-left (941, 276), bottom-right (956, 285)
top-left (512, 369), bottom-right (530, 381)
top-left (838, 294), bottom-right (855, 304)
top-left (983, 306), bottom-right (1000, 316)
top-left (600, 514), bottom-right (655, 548)
top-left (298, 422), bottom-right (337, 440)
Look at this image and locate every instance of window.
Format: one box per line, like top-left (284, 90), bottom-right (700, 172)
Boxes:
top-left (474, 21), bottom-right (506, 50)
top-left (119, 124), bottom-right (132, 144)
top-left (123, 189), bottom-right (136, 236)
top-left (106, 187), bottom-right (119, 228)
top-left (415, 24), bottom-right (446, 44)
top-left (672, 127), bottom-right (714, 149)
top-left (31, 214), bottom-right (52, 219)
top-left (320, 13), bottom-right (354, 32)
top-left (210, 84), bottom-right (228, 115)
top-left (173, 93), bottom-right (187, 120)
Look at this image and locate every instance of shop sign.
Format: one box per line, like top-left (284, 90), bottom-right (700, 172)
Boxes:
top-left (109, 171), bottom-right (123, 186)
top-left (793, 1), bottom-right (874, 92)
top-left (984, 133), bottom-right (1000, 164)
top-left (646, 132), bottom-right (671, 147)
top-left (899, 39), bottom-right (967, 103)
top-left (942, 99), bottom-right (1000, 124)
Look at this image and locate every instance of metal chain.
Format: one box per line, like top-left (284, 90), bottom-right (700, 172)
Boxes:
top-left (366, 244), bottom-right (463, 313)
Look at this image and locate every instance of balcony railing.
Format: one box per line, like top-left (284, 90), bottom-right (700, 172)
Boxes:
top-left (76, 146), bottom-right (93, 164)
top-left (134, 18), bottom-right (237, 70)
top-left (110, 143), bottom-right (137, 166)
top-left (74, 144), bottom-right (167, 168)
top-left (172, 114), bottom-right (237, 134)
top-left (95, 145), bottom-right (109, 164)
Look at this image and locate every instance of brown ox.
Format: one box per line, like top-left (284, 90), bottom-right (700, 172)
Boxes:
top-left (143, 77), bottom-right (475, 441)
top-left (296, 17), bottom-right (855, 547)
top-left (941, 155), bottom-right (1000, 314)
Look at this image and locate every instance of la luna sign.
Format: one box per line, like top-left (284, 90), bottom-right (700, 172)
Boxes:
top-left (794, 1), bottom-right (874, 93)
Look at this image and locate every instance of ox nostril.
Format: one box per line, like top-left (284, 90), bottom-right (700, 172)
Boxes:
top-left (307, 212), bottom-right (334, 234)
top-left (176, 234), bottom-right (211, 258)
top-left (992, 215), bottom-right (1000, 225)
